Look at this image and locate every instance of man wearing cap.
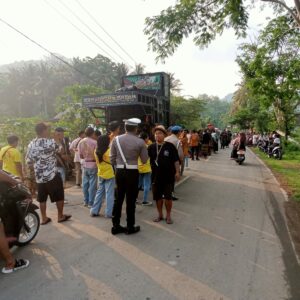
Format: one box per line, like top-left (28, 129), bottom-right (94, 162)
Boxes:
top-left (165, 126), bottom-right (184, 160)
top-left (164, 125), bottom-right (184, 200)
top-left (110, 118), bottom-right (148, 235)
top-left (148, 125), bottom-right (180, 224)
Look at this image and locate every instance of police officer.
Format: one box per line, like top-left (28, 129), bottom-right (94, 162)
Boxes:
top-left (110, 118), bottom-right (148, 235)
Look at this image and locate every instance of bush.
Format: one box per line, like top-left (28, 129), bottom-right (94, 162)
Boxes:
top-left (284, 142), bottom-right (300, 152)
top-left (290, 127), bottom-right (300, 144)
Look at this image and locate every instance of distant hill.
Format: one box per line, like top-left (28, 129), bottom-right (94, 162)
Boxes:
top-left (221, 93), bottom-right (233, 102)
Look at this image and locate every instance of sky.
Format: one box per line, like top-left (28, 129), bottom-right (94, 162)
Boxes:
top-left (0, 0), bottom-right (292, 98)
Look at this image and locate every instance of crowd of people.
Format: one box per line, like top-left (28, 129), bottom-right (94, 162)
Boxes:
top-left (0, 120), bottom-right (235, 274)
top-left (246, 131), bottom-right (281, 150)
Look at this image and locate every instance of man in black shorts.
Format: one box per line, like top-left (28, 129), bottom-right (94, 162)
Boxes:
top-left (148, 125), bottom-right (180, 224)
top-left (26, 123), bottom-right (71, 225)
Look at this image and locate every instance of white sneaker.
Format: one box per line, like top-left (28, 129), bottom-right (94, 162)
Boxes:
top-left (2, 259), bottom-right (30, 274)
top-left (64, 200), bottom-right (68, 204)
top-left (142, 201), bottom-right (152, 206)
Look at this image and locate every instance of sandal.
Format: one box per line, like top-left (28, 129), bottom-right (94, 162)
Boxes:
top-left (153, 216), bottom-right (164, 222)
top-left (58, 215), bottom-right (72, 223)
top-left (2, 259), bottom-right (30, 274)
top-left (41, 217), bottom-right (52, 225)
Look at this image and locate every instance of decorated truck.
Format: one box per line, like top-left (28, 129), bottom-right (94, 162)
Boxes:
top-left (82, 72), bottom-right (170, 133)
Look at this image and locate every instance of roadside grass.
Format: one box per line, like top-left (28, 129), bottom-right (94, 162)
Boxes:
top-left (252, 147), bottom-right (300, 202)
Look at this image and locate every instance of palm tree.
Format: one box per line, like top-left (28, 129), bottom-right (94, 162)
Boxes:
top-left (116, 63), bottom-right (130, 80)
top-left (130, 63), bottom-right (146, 75)
top-left (230, 82), bottom-right (249, 115)
top-left (168, 72), bottom-right (182, 95)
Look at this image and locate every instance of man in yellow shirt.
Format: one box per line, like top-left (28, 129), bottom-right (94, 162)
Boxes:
top-left (0, 135), bottom-right (23, 181)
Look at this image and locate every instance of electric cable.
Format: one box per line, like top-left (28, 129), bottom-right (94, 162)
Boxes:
top-left (0, 16), bottom-right (100, 85)
top-left (75, 0), bottom-right (137, 66)
top-left (57, 0), bottom-right (133, 67)
top-left (44, 0), bottom-right (118, 62)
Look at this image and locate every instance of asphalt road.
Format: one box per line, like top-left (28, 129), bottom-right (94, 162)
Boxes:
top-left (1, 147), bottom-right (300, 300)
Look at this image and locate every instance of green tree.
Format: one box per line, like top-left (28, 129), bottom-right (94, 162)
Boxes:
top-left (200, 97), bottom-right (231, 129)
top-left (170, 95), bottom-right (206, 129)
top-left (168, 72), bottom-right (182, 95)
top-left (72, 54), bottom-right (120, 90)
top-left (237, 15), bottom-right (300, 140)
top-left (0, 117), bottom-right (40, 161)
top-left (130, 63), bottom-right (146, 75)
top-left (144, 0), bottom-right (300, 61)
top-left (0, 53), bottom-right (128, 119)
top-left (55, 84), bottom-right (105, 138)
top-left (116, 63), bottom-right (130, 82)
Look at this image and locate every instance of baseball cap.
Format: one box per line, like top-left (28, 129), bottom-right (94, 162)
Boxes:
top-left (171, 125), bottom-right (182, 133)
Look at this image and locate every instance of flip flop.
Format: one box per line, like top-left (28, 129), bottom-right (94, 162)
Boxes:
top-left (41, 217), bottom-right (52, 225)
top-left (58, 215), bottom-right (72, 223)
top-left (153, 216), bottom-right (164, 222)
top-left (166, 218), bottom-right (173, 224)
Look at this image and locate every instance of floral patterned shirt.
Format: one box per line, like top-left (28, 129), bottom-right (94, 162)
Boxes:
top-left (26, 138), bottom-right (58, 183)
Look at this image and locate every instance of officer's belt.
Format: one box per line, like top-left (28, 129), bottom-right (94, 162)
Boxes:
top-left (116, 164), bottom-right (138, 170)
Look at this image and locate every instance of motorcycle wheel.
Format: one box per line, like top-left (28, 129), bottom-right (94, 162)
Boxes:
top-left (16, 210), bottom-right (40, 246)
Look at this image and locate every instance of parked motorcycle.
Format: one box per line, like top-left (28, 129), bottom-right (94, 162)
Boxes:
top-left (235, 150), bottom-right (246, 165)
top-left (268, 145), bottom-right (283, 160)
top-left (257, 140), bottom-right (269, 153)
top-left (0, 183), bottom-right (40, 247)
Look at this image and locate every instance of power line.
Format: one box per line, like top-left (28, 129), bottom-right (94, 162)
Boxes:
top-left (75, 0), bottom-right (137, 66)
top-left (0, 16), bottom-right (100, 85)
top-left (44, 0), bottom-right (117, 63)
top-left (57, 0), bottom-right (133, 68)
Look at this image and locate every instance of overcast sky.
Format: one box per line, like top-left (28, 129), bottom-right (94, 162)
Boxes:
top-left (0, 0), bottom-right (292, 98)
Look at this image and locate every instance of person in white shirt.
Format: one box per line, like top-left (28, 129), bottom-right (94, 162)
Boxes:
top-left (70, 131), bottom-right (85, 187)
top-left (269, 134), bottom-right (281, 155)
top-left (252, 133), bottom-right (258, 146)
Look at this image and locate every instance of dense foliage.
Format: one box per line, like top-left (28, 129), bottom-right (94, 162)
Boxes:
top-left (0, 54), bottom-right (130, 118)
top-left (145, 0), bottom-right (300, 61)
top-left (171, 94), bottom-right (231, 130)
top-left (231, 14), bottom-right (300, 139)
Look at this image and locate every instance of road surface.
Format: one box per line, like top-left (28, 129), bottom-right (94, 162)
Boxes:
top-left (1, 147), bottom-right (300, 300)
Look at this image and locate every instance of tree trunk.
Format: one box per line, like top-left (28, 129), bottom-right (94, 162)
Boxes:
top-left (295, 0), bottom-right (300, 20)
top-left (284, 118), bottom-right (289, 145)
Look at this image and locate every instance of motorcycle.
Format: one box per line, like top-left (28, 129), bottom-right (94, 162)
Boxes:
top-left (0, 183), bottom-right (40, 247)
top-left (268, 145), bottom-right (283, 160)
top-left (257, 140), bottom-right (269, 153)
top-left (235, 150), bottom-right (246, 165)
